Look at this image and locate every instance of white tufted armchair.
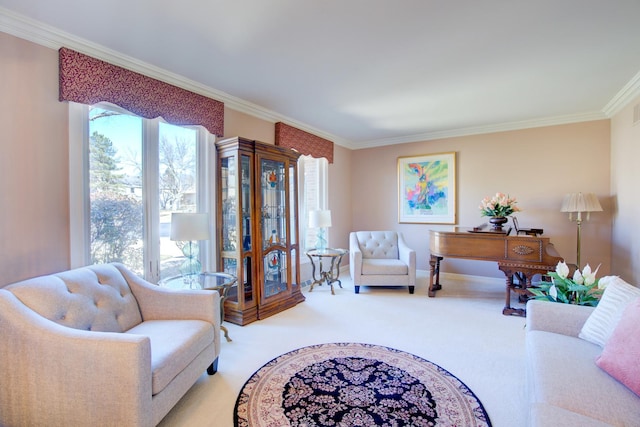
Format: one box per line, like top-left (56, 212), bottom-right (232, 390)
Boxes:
top-left (349, 231), bottom-right (416, 294)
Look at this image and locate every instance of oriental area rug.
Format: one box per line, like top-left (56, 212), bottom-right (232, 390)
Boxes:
top-left (234, 342), bottom-right (491, 427)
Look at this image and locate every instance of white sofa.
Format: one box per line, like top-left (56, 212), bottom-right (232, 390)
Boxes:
top-left (525, 300), bottom-right (640, 426)
top-left (349, 231), bottom-right (416, 294)
top-left (0, 263), bottom-right (221, 427)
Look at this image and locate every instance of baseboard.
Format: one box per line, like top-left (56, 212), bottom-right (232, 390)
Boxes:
top-left (437, 271), bottom-right (504, 286)
top-left (302, 267), bottom-right (504, 289)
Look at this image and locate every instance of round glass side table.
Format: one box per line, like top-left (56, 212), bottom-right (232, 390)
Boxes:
top-left (159, 272), bottom-right (237, 342)
top-left (305, 248), bottom-right (348, 295)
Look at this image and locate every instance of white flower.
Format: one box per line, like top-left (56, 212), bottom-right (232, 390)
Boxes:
top-left (572, 269), bottom-right (584, 285)
top-left (582, 264), bottom-right (600, 287)
top-left (598, 275), bottom-right (617, 290)
top-left (555, 261), bottom-right (570, 279)
top-left (549, 284), bottom-right (558, 299)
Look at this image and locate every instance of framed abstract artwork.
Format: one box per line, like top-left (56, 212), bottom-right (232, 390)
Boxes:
top-left (397, 152), bottom-right (456, 224)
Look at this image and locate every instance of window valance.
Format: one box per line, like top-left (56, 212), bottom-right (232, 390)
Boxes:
top-left (275, 122), bottom-right (334, 163)
top-left (59, 47), bottom-right (224, 136)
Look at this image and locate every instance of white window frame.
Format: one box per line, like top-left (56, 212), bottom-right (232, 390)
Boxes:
top-left (298, 155), bottom-right (329, 257)
top-left (68, 102), bottom-right (215, 282)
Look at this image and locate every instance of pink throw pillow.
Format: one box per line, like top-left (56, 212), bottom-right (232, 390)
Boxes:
top-left (595, 297), bottom-right (640, 397)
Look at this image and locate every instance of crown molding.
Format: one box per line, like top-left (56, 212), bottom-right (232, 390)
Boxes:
top-left (351, 111), bottom-right (608, 149)
top-left (0, 7), bottom-right (351, 149)
top-left (602, 70), bottom-right (640, 117)
top-left (0, 6), bottom-right (631, 152)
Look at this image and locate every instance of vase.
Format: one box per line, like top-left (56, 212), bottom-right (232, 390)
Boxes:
top-left (489, 216), bottom-right (508, 230)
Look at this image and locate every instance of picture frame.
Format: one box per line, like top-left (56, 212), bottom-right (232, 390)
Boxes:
top-left (397, 152), bottom-right (456, 224)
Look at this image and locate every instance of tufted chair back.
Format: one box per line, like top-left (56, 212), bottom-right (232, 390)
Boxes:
top-left (354, 231), bottom-right (400, 260)
top-left (5, 264), bottom-right (143, 332)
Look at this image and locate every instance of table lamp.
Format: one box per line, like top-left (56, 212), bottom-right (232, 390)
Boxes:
top-left (309, 209), bottom-right (332, 250)
top-left (170, 213), bottom-right (211, 279)
top-left (560, 192), bottom-right (602, 268)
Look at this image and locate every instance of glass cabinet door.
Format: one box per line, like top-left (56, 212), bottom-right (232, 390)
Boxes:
top-left (260, 158), bottom-right (288, 298)
top-left (219, 152), bottom-right (255, 324)
top-left (240, 154), bottom-right (253, 304)
top-left (289, 162), bottom-right (299, 289)
top-left (220, 155), bottom-right (236, 253)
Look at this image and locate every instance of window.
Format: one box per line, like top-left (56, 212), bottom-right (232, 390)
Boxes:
top-left (69, 102), bottom-right (213, 283)
top-left (298, 155), bottom-right (329, 252)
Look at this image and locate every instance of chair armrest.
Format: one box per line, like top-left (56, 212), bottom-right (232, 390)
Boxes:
top-left (0, 289), bottom-right (152, 426)
top-left (349, 232), bottom-right (363, 281)
top-left (114, 263), bottom-right (220, 327)
top-left (397, 233), bottom-right (416, 285)
top-left (525, 299), bottom-right (594, 337)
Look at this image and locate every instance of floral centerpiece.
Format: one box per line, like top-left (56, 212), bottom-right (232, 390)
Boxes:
top-left (529, 261), bottom-right (612, 306)
top-left (479, 192), bottom-right (521, 218)
top-left (479, 192), bottom-right (520, 229)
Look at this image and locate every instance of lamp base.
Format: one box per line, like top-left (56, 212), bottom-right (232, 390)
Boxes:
top-left (316, 229), bottom-right (327, 251)
top-left (178, 240), bottom-right (202, 283)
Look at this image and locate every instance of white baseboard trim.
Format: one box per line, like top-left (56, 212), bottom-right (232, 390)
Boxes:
top-left (334, 267), bottom-right (505, 287)
top-left (435, 271), bottom-right (504, 286)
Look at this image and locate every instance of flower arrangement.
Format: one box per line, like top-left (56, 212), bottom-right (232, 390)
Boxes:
top-left (529, 261), bottom-right (613, 306)
top-left (479, 192), bottom-right (521, 218)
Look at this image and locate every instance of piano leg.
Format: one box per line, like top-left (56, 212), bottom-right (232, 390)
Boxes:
top-left (514, 272), bottom-right (529, 303)
top-left (428, 255), bottom-right (443, 297)
top-left (498, 263), bottom-right (554, 317)
top-left (498, 264), bottom-right (528, 317)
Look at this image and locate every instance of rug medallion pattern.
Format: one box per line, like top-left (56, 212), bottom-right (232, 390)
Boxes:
top-left (234, 343), bottom-right (491, 427)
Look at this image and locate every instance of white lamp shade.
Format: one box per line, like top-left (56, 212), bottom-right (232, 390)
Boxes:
top-left (560, 193), bottom-right (603, 213)
top-left (170, 213), bottom-right (211, 241)
top-left (309, 210), bottom-right (332, 228)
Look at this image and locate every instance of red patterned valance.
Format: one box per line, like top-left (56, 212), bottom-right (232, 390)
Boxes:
top-left (275, 122), bottom-right (333, 163)
top-left (59, 48), bottom-right (224, 136)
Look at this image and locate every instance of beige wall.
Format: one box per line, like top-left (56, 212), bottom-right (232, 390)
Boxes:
top-left (223, 108), bottom-right (275, 144)
top-left (0, 32), bottom-right (70, 285)
top-left (2, 29), bottom-right (636, 287)
top-left (610, 94), bottom-right (640, 284)
top-left (350, 121), bottom-right (613, 277)
top-left (327, 144), bottom-right (352, 252)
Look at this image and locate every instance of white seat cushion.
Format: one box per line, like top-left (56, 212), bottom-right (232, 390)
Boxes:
top-left (362, 259), bottom-right (408, 275)
top-left (126, 319), bottom-right (214, 395)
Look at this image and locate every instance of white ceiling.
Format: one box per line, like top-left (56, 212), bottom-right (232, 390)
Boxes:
top-left (2, 0), bottom-right (640, 149)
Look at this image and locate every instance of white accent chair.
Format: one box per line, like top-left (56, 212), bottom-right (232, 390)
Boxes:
top-left (349, 231), bottom-right (416, 294)
top-left (0, 263), bottom-right (221, 427)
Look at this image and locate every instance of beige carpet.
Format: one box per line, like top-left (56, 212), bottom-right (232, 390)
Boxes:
top-left (158, 270), bottom-right (528, 427)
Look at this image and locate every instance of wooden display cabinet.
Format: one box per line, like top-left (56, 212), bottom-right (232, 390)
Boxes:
top-left (216, 137), bottom-right (304, 325)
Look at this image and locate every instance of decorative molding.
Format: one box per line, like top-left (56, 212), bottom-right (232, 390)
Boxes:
top-left (602, 70), bottom-right (640, 117)
top-left (350, 111), bottom-right (608, 150)
top-left (0, 7), bottom-right (350, 148)
top-left (1, 6), bottom-right (636, 151)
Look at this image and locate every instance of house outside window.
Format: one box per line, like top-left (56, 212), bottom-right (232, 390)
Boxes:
top-left (69, 102), bottom-right (213, 283)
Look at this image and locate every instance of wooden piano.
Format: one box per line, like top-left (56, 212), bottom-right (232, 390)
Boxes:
top-left (428, 227), bottom-right (564, 316)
